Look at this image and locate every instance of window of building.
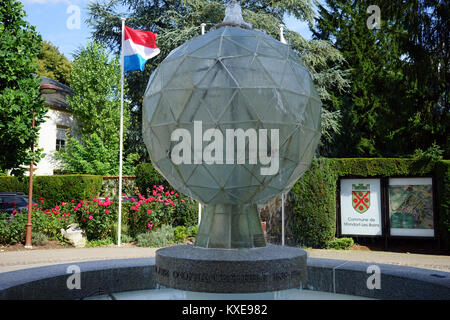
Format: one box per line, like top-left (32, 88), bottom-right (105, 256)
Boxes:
top-left (56, 126), bottom-right (69, 151)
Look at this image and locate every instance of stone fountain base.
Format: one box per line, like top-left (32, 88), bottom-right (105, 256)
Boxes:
top-left (155, 244), bottom-right (307, 293)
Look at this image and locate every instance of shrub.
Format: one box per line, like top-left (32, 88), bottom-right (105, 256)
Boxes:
top-left (187, 225), bottom-right (198, 238)
top-left (174, 226), bottom-right (187, 243)
top-left (74, 197), bottom-right (117, 241)
top-left (135, 163), bottom-right (169, 197)
top-left (136, 224), bottom-right (175, 247)
top-left (290, 158), bottom-right (445, 249)
top-left (123, 186), bottom-right (197, 237)
top-left (327, 237), bottom-right (354, 250)
top-left (32, 232), bottom-right (48, 246)
top-left (0, 175), bottom-right (103, 209)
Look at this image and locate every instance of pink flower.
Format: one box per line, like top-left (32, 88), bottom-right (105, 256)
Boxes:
top-left (152, 190), bottom-right (157, 196)
top-left (175, 193), bottom-right (179, 197)
top-left (131, 206), bottom-right (136, 211)
top-left (83, 218), bottom-right (86, 222)
top-left (122, 193), bottom-right (126, 196)
top-left (147, 209), bottom-right (151, 214)
top-left (170, 191), bottom-right (174, 195)
top-left (88, 215), bottom-right (93, 220)
top-left (12, 209), bottom-right (16, 215)
top-left (105, 209), bottom-right (109, 214)
top-left (131, 197), bottom-right (135, 202)
top-left (165, 191), bottom-right (170, 196)
top-left (55, 205), bottom-right (59, 210)
top-left (147, 222), bottom-right (153, 229)
top-left (181, 199), bottom-right (185, 203)
top-left (93, 198), bottom-right (98, 202)
top-left (105, 197), bottom-right (109, 201)
top-left (40, 200), bottom-right (44, 203)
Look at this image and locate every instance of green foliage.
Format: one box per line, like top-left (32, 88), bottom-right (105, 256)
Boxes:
top-left (291, 157), bottom-right (448, 248)
top-left (0, 0), bottom-right (47, 174)
top-left (291, 158), bottom-right (338, 248)
top-left (36, 41), bottom-right (72, 85)
top-left (327, 237), bottom-right (354, 250)
top-left (0, 175), bottom-right (103, 209)
top-left (135, 163), bottom-right (169, 196)
top-left (313, 0), bottom-right (449, 158)
top-left (174, 225), bottom-right (187, 243)
top-left (87, 0), bottom-right (349, 160)
top-left (135, 225), bottom-right (176, 247)
top-left (32, 231), bottom-right (48, 246)
top-left (58, 41), bottom-right (135, 175)
top-left (86, 238), bottom-right (114, 247)
top-left (436, 160), bottom-right (450, 248)
top-left (413, 142), bottom-right (444, 163)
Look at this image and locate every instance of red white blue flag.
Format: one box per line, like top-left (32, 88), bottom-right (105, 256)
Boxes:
top-left (123, 25), bottom-right (160, 72)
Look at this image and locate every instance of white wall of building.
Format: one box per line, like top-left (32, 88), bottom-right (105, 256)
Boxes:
top-left (34, 108), bottom-right (76, 175)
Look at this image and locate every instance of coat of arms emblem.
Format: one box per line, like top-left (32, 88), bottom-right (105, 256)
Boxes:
top-left (352, 183), bottom-right (370, 214)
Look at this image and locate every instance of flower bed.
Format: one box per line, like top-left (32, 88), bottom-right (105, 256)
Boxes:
top-left (0, 185), bottom-right (198, 246)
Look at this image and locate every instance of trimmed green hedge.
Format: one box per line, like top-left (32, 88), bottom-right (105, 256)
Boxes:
top-left (290, 158), bottom-right (449, 248)
top-left (0, 175), bottom-right (103, 208)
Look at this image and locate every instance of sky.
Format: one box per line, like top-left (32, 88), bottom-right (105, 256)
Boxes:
top-left (20, 0), bottom-right (315, 61)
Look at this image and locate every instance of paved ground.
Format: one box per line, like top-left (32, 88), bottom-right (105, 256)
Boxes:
top-left (0, 246), bottom-right (449, 273)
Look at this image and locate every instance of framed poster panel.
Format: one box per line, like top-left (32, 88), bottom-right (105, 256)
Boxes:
top-left (388, 177), bottom-right (435, 237)
top-left (339, 178), bottom-right (383, 236)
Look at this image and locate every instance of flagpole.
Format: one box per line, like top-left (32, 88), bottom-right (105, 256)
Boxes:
top-left (118, 17), bottom-right (126, 247)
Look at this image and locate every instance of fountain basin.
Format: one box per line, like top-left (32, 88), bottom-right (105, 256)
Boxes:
top-left (1, 256), bottom-right (449, 299)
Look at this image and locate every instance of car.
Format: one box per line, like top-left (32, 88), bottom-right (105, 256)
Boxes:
top-left (0, 192), bottom-right (32, 216)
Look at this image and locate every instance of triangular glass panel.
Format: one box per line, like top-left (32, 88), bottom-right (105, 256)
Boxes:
top-left (160, 57), bottom-right (184, 88)
top-left (196, 60), bottom-right (239, 88)
top-left (260, 122), bottom-right (298, 148)
top-left (155, 158), bottom-right (184, 190)
top-left (165, 42), bottom-right (189, 61)
top-left (220, 37), bottom-right (253, 57)
top-left (281, 62), bottom-right (306, 93)
top-left (254, 185), bottom-right (283, 204)
top-left (186, 164), bottom-right (221, 189)
top-left (205, 163), bottom-right (236, 189)
top-left (225, 35), bottom-right (259, 54)
top-left (179, 91), bottom-right (215, 124)
top-left (143, 93), bottom-right (161, 124)
top-left (219, 90), bottom-right (258, 123)
top-left (256, 37), bottom-right (285, 58)
top-left (164, 89), bottom-right (193, 122)
top-left (280, 90), bottom-right (308, 124)
top-left (189, 38), bottom-right (221, 59)
top-left (189, 186), bottom-right (220, 204)
top-left (289, 61), bottom-right (309, 95)
top-left (147, 126), bottom-right (171, 163)
top-left (257, 55), bottom-right (287, 87)
top-left (199, 88), bottom-right (237, 121)
top-left (222, 56), bottom-right (276, 88)
top-left (268, 161), bottom-right (298, 191)
top-left (150, 95), bottom-right (176, 125)
top-left (177, 163), bottom-right (197, 185)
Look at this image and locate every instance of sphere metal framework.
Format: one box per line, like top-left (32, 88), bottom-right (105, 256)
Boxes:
top-left (143, 23), bottom-right (321, 248)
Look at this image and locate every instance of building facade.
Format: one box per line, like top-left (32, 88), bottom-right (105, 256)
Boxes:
top-left (33, 76), bottom-right (77, 175)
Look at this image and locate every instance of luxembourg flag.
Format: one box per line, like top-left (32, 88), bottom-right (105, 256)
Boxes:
top-left (123, 25), bottom-right (160, 72)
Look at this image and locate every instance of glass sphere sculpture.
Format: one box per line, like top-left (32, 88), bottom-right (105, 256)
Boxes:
top-left (143, 24), bottom-right (321, 249)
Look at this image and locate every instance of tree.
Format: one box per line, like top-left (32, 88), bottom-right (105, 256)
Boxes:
top-left (86, 0), bottom-right (349, 159)
top-left (0, 0), bottom-right (46, 175)
top-left (36, 41), bottom-right (72, 86)
top-left (313, 0), bottom-right (449, 158)
top-left (58, 41), bottom-right (137, 175)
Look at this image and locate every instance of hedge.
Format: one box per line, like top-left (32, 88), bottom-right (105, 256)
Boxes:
top-left (0, 175), bottom-right (103, 209)
top-left (290, 158), bottom-right (449, 248)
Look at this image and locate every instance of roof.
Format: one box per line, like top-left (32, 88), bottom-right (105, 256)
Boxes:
top-left (39, 76), bottom-right (73, 111)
